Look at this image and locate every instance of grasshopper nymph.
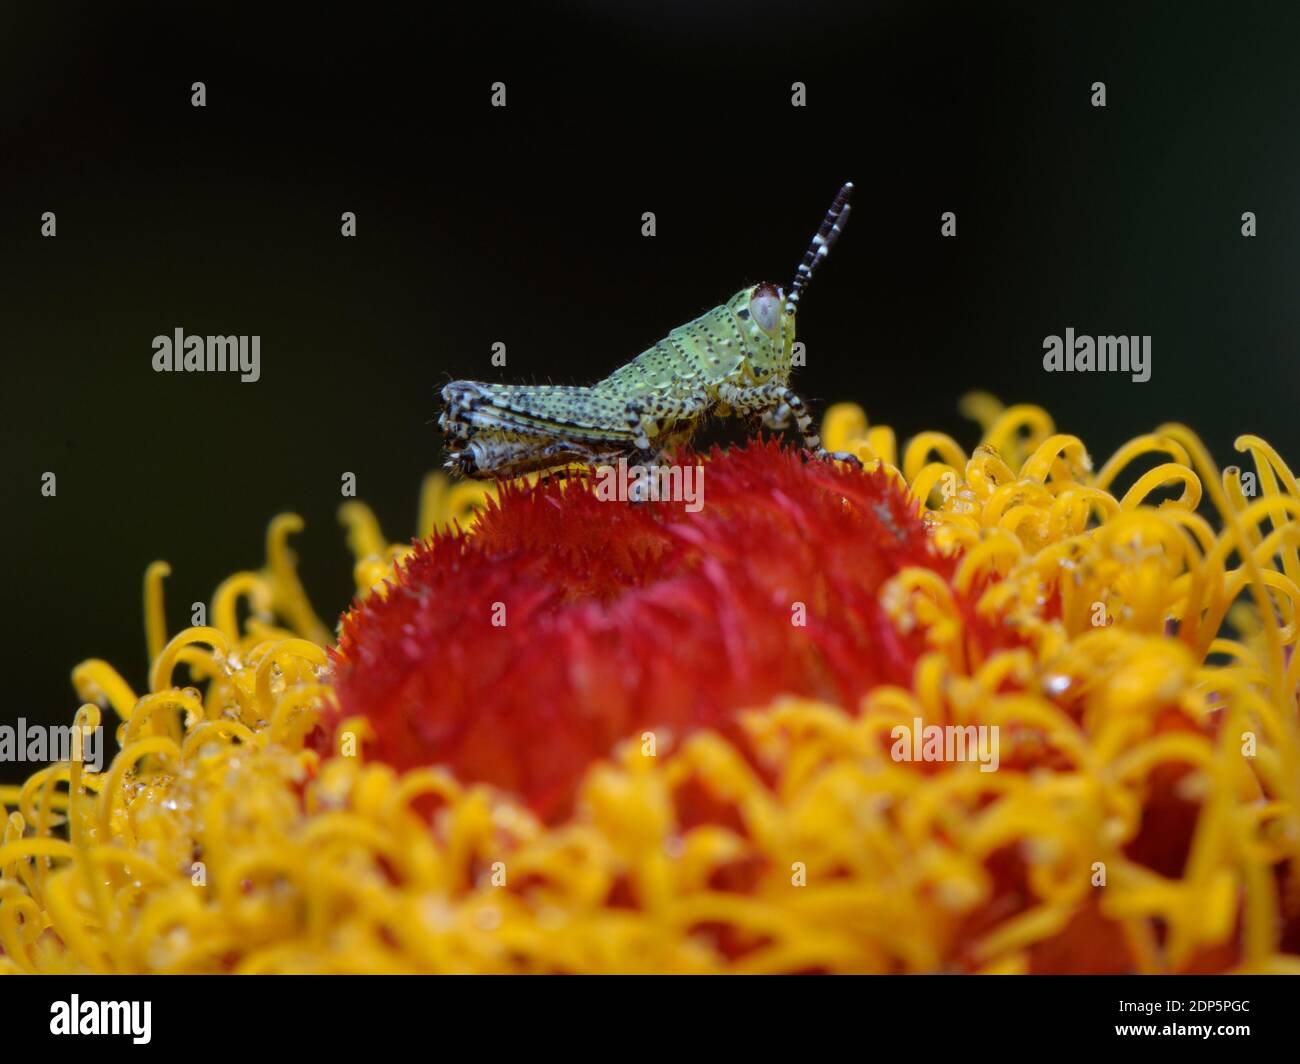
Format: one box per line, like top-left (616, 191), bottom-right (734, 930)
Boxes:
top-left (439, 183), bottom-right (858, 482)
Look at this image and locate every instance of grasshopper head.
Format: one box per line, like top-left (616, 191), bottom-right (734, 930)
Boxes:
top-left (729, 282), bottom-right (796, 378)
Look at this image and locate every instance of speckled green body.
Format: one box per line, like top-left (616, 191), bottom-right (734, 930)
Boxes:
top-left (440, 183), bottom-right (854, 479)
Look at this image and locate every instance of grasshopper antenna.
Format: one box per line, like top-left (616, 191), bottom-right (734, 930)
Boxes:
top-left (785, 182), bottom-right (853, 314)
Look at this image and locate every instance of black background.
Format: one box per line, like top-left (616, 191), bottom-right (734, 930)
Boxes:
top-left (5, 970), bottom-right (1290, 1047)
top-left (3, 1), bottom-right (1300, 771)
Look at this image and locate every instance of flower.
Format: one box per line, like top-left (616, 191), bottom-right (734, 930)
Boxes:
top-left (1, 396), bottom-right (1298, 974)
top-left (325, 441), bottom-right (948, 823)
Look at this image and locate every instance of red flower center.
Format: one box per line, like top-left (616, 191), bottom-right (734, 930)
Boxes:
top-left (326, 441), bottom-right (955, 822)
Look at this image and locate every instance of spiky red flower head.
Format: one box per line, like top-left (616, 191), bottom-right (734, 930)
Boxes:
top-left (327, 441), bottom-right (954, 821)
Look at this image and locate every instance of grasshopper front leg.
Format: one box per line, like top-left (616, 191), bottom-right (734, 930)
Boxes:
top-left (720, 381), bottom-right (861, 466)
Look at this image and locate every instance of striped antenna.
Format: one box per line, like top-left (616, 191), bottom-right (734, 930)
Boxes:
top-left (785, 182), bottom-right (854, 313)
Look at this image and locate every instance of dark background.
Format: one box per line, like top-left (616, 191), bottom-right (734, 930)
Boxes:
top-left (3, 1), bottom-right (1299, 775)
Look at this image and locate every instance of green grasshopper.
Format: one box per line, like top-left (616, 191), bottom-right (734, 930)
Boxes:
top-left (439, 182), bottom-right (858, 481)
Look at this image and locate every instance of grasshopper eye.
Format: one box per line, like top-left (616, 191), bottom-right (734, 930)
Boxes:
top-left (749, 283), bottom-right (783, 334)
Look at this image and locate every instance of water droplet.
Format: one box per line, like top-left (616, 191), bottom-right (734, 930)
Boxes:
top-left (1044, 674), bottom-right (1071, 696)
